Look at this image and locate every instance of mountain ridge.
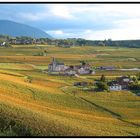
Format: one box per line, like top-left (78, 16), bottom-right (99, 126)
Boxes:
top-left (0, 20), bottom-right (52, 38)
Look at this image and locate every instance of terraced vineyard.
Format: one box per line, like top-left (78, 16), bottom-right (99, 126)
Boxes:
top-left (0, 45), bottom-right (140, 136)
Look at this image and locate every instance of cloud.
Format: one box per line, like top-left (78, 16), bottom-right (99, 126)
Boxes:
top-left (80, 18), bottom-right (140, 40)
top-left (48, 5), bottom-right (75, 19)
top-left (19, 13), bottom-right (45, 21)
top-left (47, 30), bottom-right (64, 35)
top-left (49, 18), bottom-right (140, 40)
top-left (47, 29), bottom-right (79, 38)
top-left (1, 4), bottom-right (140, 40)
top-left (82, 28), bottom-right (140, 40)
top-left (46, 4), bottom-right (140, 40)
top-left (18, 5), bottom-right (76, 21)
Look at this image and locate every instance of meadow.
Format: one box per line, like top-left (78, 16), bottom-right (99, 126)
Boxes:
top-left (0, 45), bottom-right (140, 136)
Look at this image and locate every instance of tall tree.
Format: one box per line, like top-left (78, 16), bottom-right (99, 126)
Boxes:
top-left (100, 74), bottom-right (106, 82)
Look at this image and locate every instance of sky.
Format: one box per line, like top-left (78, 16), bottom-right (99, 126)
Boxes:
top-left (0, 4), bottom-right (140, 40)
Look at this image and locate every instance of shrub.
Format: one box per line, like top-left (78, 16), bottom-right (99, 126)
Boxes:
top-left (96, 81), bottom-right (109, 91)
top-left (128, 83), bottom-right (140, 90)
top-left (5, 43), bottom-right (12, 48)
top-left (136, 72), bottom-right (140, 80)
top-left (24, 76), bottom-right (32, 83)
top-left (33, 52), bottom-right (43, 56)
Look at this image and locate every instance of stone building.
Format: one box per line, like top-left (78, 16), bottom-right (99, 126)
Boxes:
top-left (48, 58), bottom-right (68, 72)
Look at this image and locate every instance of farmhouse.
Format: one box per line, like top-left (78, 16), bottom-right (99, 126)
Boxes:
top-left (117, 76), bottom-right (133, 89)
top-left (73, 63), bottom-right (94, 75)
top-left (108, 81), bottom-right (122, 91)
top-left (108, 76), bottom-right (134, 91)
top-left (117, 76), bottom-right (133, 83)
top-left (0, 42), bottom-right (6, 46)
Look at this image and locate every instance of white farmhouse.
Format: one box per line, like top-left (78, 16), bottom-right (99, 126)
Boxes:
top-left (109, 84), bottom-right (122, 91)
top-left (108, 81), bottom-right (122, 91)
top-left (108, 76), bottom-right (134, 91)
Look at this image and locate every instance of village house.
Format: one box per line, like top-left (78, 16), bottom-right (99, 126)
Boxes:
top-left (0, 41), bottom-right (6, 46)
top-left (9, 38), bottom-right (35, 45)
top-left (117, 76), bottom-right (133, 83)
top-left (117, 76), bottom-right (133, 89)
top-left (108, 80), bottom-right (122, 91)
top-left (107, 76), bottom-right (134, 91)
top-left (64, 67), bottom-right (76, 76)
top-left (73, 63), bottom-right (94, 75)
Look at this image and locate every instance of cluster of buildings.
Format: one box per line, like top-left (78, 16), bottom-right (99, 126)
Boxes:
top-left (1, 38), bottom-right (45, 45)
top-left (48, 58), bottom-right (95, 76)
top-left (9, 38), bottom-right (36, 45)
top-left (107, 76), bottom-right (134, 91)
top-left (48, 58), bottom-right (138, 92)
top-left (73, 76), bottom-right (134, 91)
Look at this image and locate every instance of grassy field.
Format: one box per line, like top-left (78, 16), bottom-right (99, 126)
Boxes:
top-left (0, 45), bottom-right (140, 136)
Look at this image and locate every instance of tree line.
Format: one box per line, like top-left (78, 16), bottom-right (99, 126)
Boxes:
top-left (0, 34), bottom-right (140, 48)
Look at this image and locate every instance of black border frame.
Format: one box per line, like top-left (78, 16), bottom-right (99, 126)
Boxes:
top-left (0, 1), bottom-right (140, 138)
top-left (0, 1), bottom-right (140, 3)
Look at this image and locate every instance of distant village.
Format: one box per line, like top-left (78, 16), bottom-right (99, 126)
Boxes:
top-left (47, 58), bottom-right (140, 94)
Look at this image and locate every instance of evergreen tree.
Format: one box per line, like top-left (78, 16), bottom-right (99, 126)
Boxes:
top-left (100, 74), bottom-right (106, 82)
top-left (136, 72), bottom-right (140, 80)
top-left (96, 82), bottom-right (108, 91)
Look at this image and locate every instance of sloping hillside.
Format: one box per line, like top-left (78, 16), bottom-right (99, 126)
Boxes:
top-left (0, 20), bottom-right (52, 38)
top-left (0, 45), bottom-right (139, 136)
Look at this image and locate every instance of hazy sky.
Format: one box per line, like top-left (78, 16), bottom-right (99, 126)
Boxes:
top-left (0, 4), bottom-right (140, 40)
